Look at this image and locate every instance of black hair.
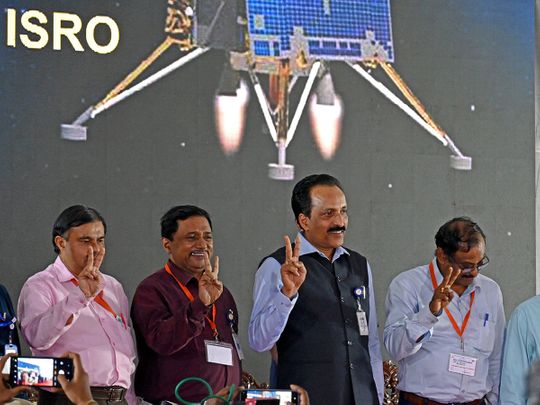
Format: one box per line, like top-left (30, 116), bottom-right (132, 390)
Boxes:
top-left (160, 205), bottom-right (213, 240)
top-left (435, 217), bottom-right (486, 257)
top-left (291, 174), bottom-right (344, 222)
top-left (52, 205), bottom-right (107, 254)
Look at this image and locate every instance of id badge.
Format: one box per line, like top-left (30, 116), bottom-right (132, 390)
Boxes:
top-left (204, 340), bottom-right (234, 366)
top-left (2, 344), bottom-right (18, 374)
top-left (231, 332), bottom-right (244, 360)
top-left (448, 352), bottom-right (477, 376)
top-left (356, 310), bottom-right (369, 336)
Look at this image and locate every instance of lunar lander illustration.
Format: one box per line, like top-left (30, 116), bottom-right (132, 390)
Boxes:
top-left (61, 0), bottom-right (472, 180)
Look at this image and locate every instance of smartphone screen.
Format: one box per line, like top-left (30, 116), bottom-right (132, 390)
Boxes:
top-left (9, 357), bottom-right (73, 388)
top-left (241, 389), bottom-right (299, 405)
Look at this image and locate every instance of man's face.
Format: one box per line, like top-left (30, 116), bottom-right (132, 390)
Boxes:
top-left (162, 216), bottom-right (213, 277)
top-left (55, 221), bottom-right (106, 275)
top-left (299, 185), bottom-right (348, 258)
top-left (438, 240), bottom-right (486, 289)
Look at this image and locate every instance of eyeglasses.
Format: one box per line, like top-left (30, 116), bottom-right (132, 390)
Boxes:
top-left (448, 255), bottom-right (490, 274)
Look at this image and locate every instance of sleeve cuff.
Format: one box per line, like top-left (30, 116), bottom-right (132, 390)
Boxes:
top-left (276, 291), bottom-right (297, 313)
top-left (64, 288), bottom-right (92, 313)
top-left (416, 305), bottom-right (440, 326)
top-left (190, 298), bottom-right (212, 318)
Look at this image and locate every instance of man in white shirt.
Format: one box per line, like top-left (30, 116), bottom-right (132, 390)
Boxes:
top-left (384, 217), bottom-right (504, 405)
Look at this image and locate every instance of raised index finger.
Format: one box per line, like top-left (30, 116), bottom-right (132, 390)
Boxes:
top-left (447, 267), bottom-right (461, 287)
top-left (86, 246), bottom-right (94, 269)
top-left (203, 252), bottom-right (213, 274)
top-left (439, 267), bottom-right (453, 288)
top-left (284, 235), bottom-right (293, 261)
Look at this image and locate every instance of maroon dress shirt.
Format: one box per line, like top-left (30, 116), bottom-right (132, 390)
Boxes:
top-left (131, 260), bottom-right (242, 402)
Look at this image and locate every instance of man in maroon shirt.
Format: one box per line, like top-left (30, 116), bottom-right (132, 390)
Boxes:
top-left (131, 205), bottom-right (242, 403)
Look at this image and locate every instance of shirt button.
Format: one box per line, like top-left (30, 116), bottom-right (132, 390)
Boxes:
top-left (340, 297), bottom-right (345, 303)
top-left (337, 276), bottom-right (342, 282)
top-left (349, 363), bottom-right (355, 369)
top-left (347, 340), bottom-right (353, 346)
top-left (344, 319), bottom-right (350, 325)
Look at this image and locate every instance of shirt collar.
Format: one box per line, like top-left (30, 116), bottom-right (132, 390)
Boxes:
top-left (297, 232), bottom-right (350, 263)
top-left (53, 256), bottom-right (79, 283)
top-left (430, 257), bottom-right (480, 295)
top-left (166, 259), bottom-right (198, 285)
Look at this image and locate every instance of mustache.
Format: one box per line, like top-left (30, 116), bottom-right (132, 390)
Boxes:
top-left (328, 226), bottom-right (347, 233)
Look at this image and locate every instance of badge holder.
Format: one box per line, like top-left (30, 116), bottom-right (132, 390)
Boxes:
top-left (1, 313), bottom-right (18, 373)
top-left (228, 309), bottom-right (244, 360)
top-left (205, 340), bottom-right (234, 366)
top-left (353, 287), bottom-right (369, 336)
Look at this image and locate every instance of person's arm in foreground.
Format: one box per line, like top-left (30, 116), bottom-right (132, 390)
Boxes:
top-left (57, 352), bottom-right (96, 405)
top-left (0, 355), bottom-right (31, 405)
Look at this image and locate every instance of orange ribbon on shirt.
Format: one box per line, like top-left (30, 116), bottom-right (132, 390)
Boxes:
top-left (164, 263), bottom-right (219, 338)
top-left (70, 278), bottom-right (127, 329)
top-left (428, 262), bottom-right (475, 338)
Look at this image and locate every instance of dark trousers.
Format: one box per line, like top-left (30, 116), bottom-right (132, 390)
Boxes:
top-left (38, 389), bottom-right (128, 405)
top-left (399, 393), bottom-right (486, 405)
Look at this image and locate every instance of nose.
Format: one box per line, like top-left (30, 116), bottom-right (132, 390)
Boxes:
top-left (335, 211), bottom-right (347, 226)
top-left (194, 236), bottom-right (207, 249)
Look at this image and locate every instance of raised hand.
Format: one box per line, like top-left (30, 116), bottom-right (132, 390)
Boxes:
top-left (78, 247), bottom-right (104, 298)
top-left (0, 355), bottom-right (32, 403)
top-left (429, 267), bottom-right (461, 316)
top-left (57, 352), bottom-right (93, 405)
top-left (280, 235), bottom-right (307, 299)
top-left (198, 253), bottom-right (223, 306)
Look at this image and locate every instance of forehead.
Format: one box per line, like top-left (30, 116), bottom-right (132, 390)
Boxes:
top-left (67, 221), bottom-right (105, 238)
top-left (454, 241), bottom-right (486, 262)
top-left (176, 216), bottom-right (212, 234)
top-left (309, 185), bottom-right (346, 208)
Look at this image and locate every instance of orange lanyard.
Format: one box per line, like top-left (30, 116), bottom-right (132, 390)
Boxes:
top-left (164, 263), bottom-right (219, 338)
top-left (428, 262), bottom-right (475, 338)
top-left (69, 279), bottom-right (127, 329)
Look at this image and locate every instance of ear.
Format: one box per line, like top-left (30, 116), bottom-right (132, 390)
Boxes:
top-left (162, 237), bottom-right (171, 253)
top-left (435, 247), bottom-right (448, 264)
top-left (298, 213), bottom-right (310, 232)
top-left (54, 235), bottom-right (66, 252)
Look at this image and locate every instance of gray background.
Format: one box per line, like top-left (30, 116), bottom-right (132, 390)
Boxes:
top-left (0, 0), bottom-right (535, 382)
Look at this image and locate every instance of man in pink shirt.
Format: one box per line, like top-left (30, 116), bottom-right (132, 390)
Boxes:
top-left (18, 205), bottom-right (136, 404)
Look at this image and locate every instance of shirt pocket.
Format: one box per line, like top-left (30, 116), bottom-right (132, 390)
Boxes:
top-left (472, 313), bottom-right (495, 354)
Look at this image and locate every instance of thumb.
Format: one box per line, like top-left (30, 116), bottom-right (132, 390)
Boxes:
top-left (57, 374), bottom-right (68, 389)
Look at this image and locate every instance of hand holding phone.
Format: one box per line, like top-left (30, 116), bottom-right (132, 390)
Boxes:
top-left (240, 389), bottom-right (299, 405)
top-left (57, 352), bottom-right (93, 405)
top-left (9, 356), bottom-right (73, 388)
top-left (0, 355), bottom-right (31, 404)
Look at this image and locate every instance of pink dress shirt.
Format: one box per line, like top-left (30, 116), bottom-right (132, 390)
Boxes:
top-left (18, 256), bottom-right (136, 404)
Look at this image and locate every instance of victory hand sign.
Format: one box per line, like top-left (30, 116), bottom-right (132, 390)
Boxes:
top-left (78, 246), bottom-right (104, 298)
top-left (280, 235), bottom-right (307, 299)
top-left (429, 267), bottom-right (461, 316)
top-left (199, 253), bottom-right (223, 306)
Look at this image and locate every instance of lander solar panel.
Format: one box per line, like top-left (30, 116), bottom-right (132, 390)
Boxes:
top-left (246, 0), bottom-right (394, 62)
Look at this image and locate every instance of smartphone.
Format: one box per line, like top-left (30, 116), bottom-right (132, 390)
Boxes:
top-left (9, 356), bottom-right (73, 388)
top-left (1, 344), bottom-right (18, 374)
top-left (240, 389), bottom-right (299, 405)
